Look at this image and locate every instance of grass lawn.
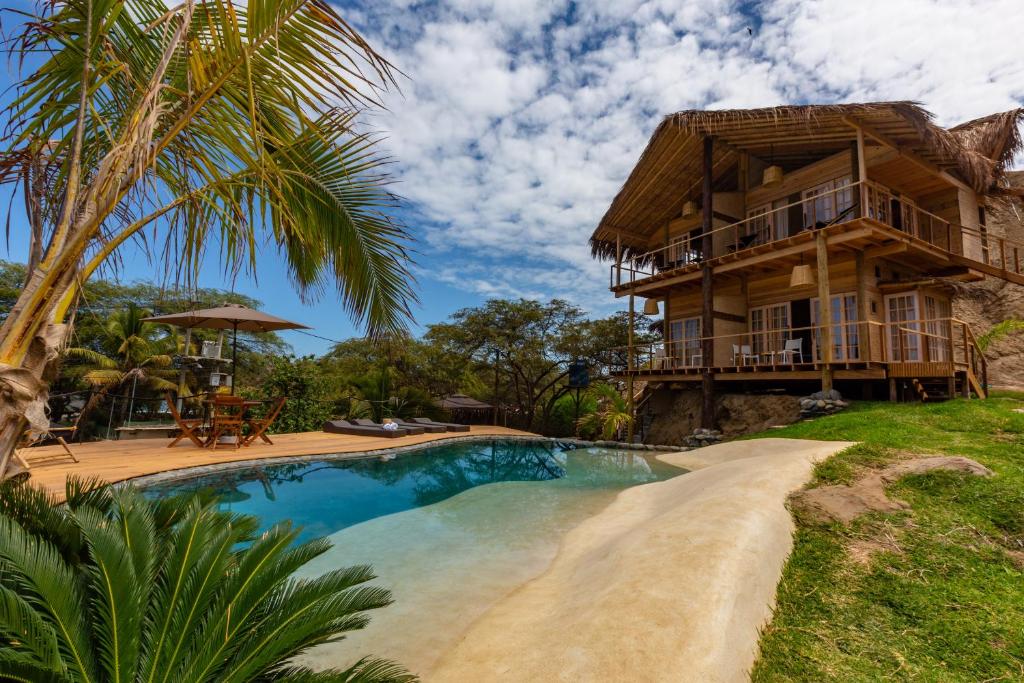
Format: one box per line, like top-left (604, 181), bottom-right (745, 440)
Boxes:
top-left (750, 392), bottom-right (1024, 682)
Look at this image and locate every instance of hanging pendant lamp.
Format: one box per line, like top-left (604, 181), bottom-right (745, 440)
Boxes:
top-left (789, 253), bottom-right (815, 287)
top-left (762, 143), bottom-right (784, 187)
top-left (643, 298), bottom-right (661, 315)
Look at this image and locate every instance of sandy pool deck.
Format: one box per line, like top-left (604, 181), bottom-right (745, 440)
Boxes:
top-left (429, 437), bottom-right (853, 682)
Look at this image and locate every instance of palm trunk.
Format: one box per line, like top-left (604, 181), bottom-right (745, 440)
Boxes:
top-left (0, 270), bottom-right (75, 480)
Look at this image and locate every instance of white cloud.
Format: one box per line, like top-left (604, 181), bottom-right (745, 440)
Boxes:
top-left (345, 0), bottom-right (1024, 316)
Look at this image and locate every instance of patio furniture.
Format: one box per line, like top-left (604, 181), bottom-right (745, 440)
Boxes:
top-left (410, 417), bottom-right (471, 432)
top-left (208, 395), bottom-right (247, 450)
top-left (689, 352), bottom-right (703, 367)
top-left (653, 347), bottom-right (671, 370)
top-left (392, 417), bottom-right (446, 433)
top-left (353, 418), bottom-right (426, 435)
top-left (166, 392), bottom-right (207, 448)
top-left (775, 338), bottom-right (806, 364)
top-left (732, 344), bottom-right (758, 366)
top-left (323, 419), bottom-right (413, 438)
top-left (243, 397), bottom-right (287, 446)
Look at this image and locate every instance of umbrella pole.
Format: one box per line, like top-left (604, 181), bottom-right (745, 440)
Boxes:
top-left (231, 322), bottom-right (238, 395)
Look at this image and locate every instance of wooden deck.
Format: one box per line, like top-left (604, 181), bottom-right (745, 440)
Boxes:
top-left (19, 426), bottom-right (534, 499)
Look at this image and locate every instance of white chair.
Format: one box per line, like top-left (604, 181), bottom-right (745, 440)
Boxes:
top-left (732, 344), bottom-right (758, 366)
top-left (653, 347), bottom-right (668, 370)
top-left (689, 352), bottom-right (703, 367)
top-left (776, 338), bottom-right (805, 364)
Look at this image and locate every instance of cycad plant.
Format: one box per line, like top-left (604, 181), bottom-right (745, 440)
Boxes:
top-left (0, 476), bottom-right (413, 682)
top-left (0, 0), bottom-right (415, 477)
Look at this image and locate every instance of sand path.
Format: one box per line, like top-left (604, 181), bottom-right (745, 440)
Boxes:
top-left (429, 437), bottom-right (853, 682)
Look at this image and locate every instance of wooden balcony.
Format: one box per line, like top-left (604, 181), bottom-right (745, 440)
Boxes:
top-left (605, 318), bottom-right (987, 396)
top-left (610, 180), bottom-right (1024, 297)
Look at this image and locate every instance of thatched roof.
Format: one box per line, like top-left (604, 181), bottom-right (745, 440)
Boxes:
top-left (950, 110), bottom-right (1024, 184)
top-left (590, 102), bottom-right (1023, 260)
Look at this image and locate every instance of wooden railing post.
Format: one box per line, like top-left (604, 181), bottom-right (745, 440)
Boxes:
top-left (700, 135), bottom-right (715, 429)
top-left (627, 292), bottom-right (635, 442)
top-left (816, 232), bottom-right (834, 391)
top-left (615, 233), bottom-right (622, 286)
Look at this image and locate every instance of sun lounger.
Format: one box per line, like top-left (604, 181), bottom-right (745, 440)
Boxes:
top-left (353, 418), bottom-right (426, 435)
top-left (411, 417), bottom-right (471, 432)
top-left (392, 418), bottom-right (446, 433)
top-left (323, 419), bottom-right (411, 438)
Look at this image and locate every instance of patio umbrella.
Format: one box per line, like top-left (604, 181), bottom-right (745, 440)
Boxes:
top-left (143, 303), bottom-right (309, 393)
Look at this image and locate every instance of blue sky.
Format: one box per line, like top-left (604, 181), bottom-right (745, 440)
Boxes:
top-left (2, 0), bottom-right (1023, 355)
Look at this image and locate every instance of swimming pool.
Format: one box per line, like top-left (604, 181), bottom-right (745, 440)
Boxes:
top-left (142, 438), bottom-right (686, 675)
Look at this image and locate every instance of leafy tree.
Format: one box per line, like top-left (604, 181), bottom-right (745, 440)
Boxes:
top-left (0, 476), bottom-right (412, 681)
top-left (0, 0), bottom-right (415, 477)
top-left (255, 355), bottom-right (334, 434)
top-left (425, 299), bottom-right (652, 433)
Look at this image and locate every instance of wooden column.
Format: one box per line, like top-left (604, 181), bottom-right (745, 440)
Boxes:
top-left (700, 136), bottom-right (715, 428)
top-left (850, 141), bottom-right (862, 219)
top-left (816, 231), bottom-right (834, 392)
top-left (855, 251), bottom-right (871, 362)
top-left (615, 233), bottom-right (622, 286)
top-left (855, 128), bottom-right (868, 217)
top-left (627, 292), bottom-right (635, 442)
top-left (663, 295), bottom-right (670, 350)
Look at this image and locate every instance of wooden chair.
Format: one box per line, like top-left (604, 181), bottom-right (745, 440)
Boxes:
top-left (166, 392), bottom-right (207, 448)
top-left (14, 409), bottom-right (81, 466)
top-left (243, 397), bottom-right (286, 446)
top-left (208, 395), bottom-right (247, 450)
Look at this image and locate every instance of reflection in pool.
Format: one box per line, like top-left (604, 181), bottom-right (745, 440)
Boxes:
top-left (143, 439), bottom-right (683, 545)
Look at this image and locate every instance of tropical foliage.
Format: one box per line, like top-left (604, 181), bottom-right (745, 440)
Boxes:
top-left (0, 476), bottom-right (413, 682)
top-left (576, 382), bottom-right (633, 441)
top-left (0, 0), bottom-right (413, 476)
top-left (63, 303), bottom-right (177, 395)
top-left (977, 318), bottom-right (1024, 351)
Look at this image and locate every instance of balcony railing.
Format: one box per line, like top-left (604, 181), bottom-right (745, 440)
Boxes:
top-left (605, 318), bottom-right (985, 382)
top-left (610, 179), bottom-right (1024, 288)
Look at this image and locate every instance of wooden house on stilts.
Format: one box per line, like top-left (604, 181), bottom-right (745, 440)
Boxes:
top-left (590, 103), bottom-right (1024, 432)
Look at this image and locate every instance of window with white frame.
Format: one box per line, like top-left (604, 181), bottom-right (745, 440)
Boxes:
top-left (746, 198), bottom-right (790, 245)
top-left (811, 293), bottom-right (859, 361)
top-left (885, 293), bottom-right (920, 361)
top-left (749, 303), bottom-right (790, 358)
top-left (923, 294), bottom-right (951, 361)
top-left (667, 231), bottom-right (700, 266)
top-left (670, 317), bottom-right (702, 367)
top-left (802, 176), bottom-right (854, 228)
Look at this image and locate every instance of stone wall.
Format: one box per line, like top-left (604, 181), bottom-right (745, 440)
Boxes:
top-left (643, 387), bottom-right (801, 445)
top-left (955, 176), bottom-right (1024, 390)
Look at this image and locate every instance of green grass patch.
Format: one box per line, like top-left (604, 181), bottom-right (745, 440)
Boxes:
top-left (751, 395), bottom-right (1024, 682)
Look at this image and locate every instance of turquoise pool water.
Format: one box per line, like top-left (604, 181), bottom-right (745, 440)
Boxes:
top-left (144, 439), bottom-right (683, 545)
top-left (144, 439), bottom-right (686, 674)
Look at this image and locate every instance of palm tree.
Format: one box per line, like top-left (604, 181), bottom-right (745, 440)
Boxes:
top-left (0, 1), bottom-right (415, 477)
top-left (64, 303), bottom-right (179, 426)
top-left (0, 476), bottom-right (414, 682)
top-left (577, 383), bottom-right (633, 441)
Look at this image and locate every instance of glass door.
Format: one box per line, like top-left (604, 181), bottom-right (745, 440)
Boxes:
top-left (886, 293), bottom-right (920, 361)
top-left (750, 303), bottom-right (791, 361)
top-left (923, 295), bottom-right (951, 361)
top-left (811, 293), bottom-right (860, 361)
top-left (670, 318), bottom-right (702, 367)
